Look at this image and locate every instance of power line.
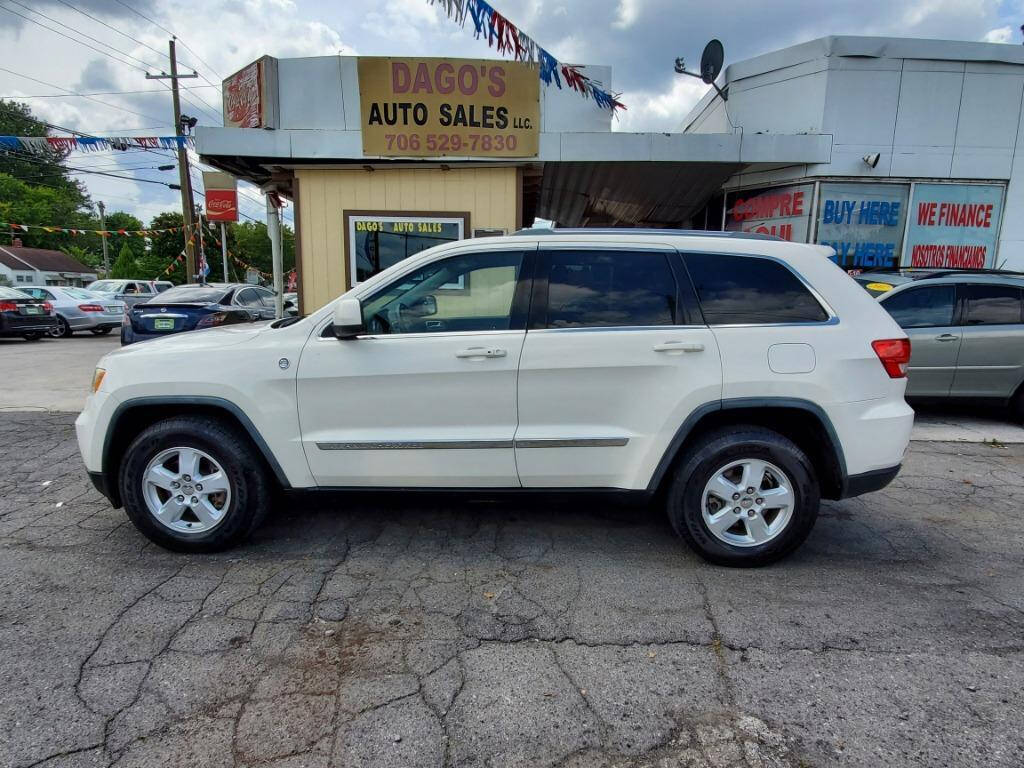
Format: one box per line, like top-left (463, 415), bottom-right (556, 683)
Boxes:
top-left (52, 0), bottom-right (171, 64)
top-left (1, 86), bottom-right (218, 99)
top-left (0, 1), bottom-right (155, 74)
top-left (112, 0), bottom-right (224, 80)
top-left (0, 66), bottom-right (167, 124)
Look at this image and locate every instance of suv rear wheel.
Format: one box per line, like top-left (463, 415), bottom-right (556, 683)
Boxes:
top-left (667, 426), bottom-right (820, 567)
top-left (119, 416), bottom-right (271, 552)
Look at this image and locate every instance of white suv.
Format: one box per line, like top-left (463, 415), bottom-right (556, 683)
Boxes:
top-left (76, 230), bottom-right (914, 566)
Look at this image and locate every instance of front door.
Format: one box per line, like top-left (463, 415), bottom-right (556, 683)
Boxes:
top-left (296, 247), bottom-right (532, 487)
top-left (514, 245), bottom-right (722, 489)
top-left (951, 283), bottom-right (1024, 399)
top-left (879, 284), bottom-right (960, 397)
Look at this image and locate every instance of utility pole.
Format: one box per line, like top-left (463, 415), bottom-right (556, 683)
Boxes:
top-left (97, 201), bottom-right (110, 277)
top-left (147, 39), bottom-right (199, 282)
top-left (196, 206), bottom-right (207, 284)
top-left (220, 221), bottom-right (229, 282)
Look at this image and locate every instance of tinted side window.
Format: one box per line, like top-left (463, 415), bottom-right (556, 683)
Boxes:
top-left (684, 253), bottom-right (828, 324)
top-left (963, 284), bottom-right (1023, 326)
top-left (361, 250), bottom-right (524, 334)
top-left (880, 285), bottom-right (956, 328)
top-left (235, 289), bottom-right (262, 307)
top-left (542, 250), bottom-right (677, 328)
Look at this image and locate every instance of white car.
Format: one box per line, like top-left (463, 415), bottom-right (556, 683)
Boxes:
top-left (76, 230), bottom-right (914, 565)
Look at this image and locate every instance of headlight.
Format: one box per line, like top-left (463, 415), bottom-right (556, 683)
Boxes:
top-left (91, 368), bottom-right (106, 393)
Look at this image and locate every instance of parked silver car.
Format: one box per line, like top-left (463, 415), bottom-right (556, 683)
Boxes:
top-left (876, 271), bottom-right (1024, 416)
top-left (20, 286), bottom-right (126, 337)
top-left (86, 279), bottom-right (161, 308)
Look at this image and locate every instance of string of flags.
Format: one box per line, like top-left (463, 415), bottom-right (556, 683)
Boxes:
top-left (3, 220), bottom-right (198, 238)
top-left (0, 135), bottom-right (194, 155)
top-left (427, 0), bottom-right (625, 113)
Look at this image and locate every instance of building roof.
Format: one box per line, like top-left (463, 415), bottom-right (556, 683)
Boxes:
top-left (0, 245), bottom-right (95, 274)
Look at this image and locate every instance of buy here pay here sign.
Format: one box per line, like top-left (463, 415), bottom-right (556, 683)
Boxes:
top-left (358, 57), bottom-right (540, 158)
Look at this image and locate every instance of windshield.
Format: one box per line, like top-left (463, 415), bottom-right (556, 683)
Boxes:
top-left (153, 285), bottom-right (230, 303)
top-left (88, 280), bottom-right (118, 292)
top-left (0, 286), bottom-right (30, 299)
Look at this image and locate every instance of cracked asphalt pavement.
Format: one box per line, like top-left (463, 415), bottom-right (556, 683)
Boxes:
top-left (1, 412), bottom-right (1022, 768)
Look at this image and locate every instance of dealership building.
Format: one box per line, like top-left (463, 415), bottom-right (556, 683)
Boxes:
top-left (197, 35), bottom-right (1024, 313)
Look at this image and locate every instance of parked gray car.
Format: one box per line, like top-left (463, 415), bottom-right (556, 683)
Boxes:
top-left (19, 286), bottom-right (126, 338)
top-left (86, 279), bottom-right (161, 308)
top-left (876, 271), bottom-right (1024, 416)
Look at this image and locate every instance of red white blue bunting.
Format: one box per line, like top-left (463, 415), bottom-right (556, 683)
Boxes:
top-left (0, 135), bottom-right (194, 155)
top-left (428, 0), bottom-right (625, 113)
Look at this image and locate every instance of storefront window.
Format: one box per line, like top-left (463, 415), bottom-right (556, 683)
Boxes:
top-left (903, 184), bottom-right (1004, 269)
top-left (346, 213), bottom-right (467, 284)
top-left (816, 182), bottom-right (910, 269)
top-left (725, 184), bottom-right (813, 242)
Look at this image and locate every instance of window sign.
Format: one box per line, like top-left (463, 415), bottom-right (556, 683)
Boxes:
top-left (816, 182), bottom-right (909, 269)
top-left (904, 183), bottom-right (1004, 269)
top-left (345, 212), bottom-right (467, 285)
top-left (725, 184), bottom-right (813, 242)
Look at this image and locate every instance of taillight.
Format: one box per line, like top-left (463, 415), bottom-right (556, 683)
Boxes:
top-left (42, 301), bottom-right (53, 313)
top-left (78, 304), bottom-right (104, 312)
top-left (0, 301), bottom-right (17, 312)
top-left (196, 312), bottom-right (228, 328)
top-left (872, 338), bottom-right (911, 378)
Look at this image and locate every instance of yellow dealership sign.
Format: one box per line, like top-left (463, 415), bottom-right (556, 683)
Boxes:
top-left (357, 57), bottom-right (539, 158)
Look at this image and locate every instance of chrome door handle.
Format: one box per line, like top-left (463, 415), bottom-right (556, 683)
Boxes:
top-left (455, 347), bottom-right (507, 359)
top-left (653, 341), bottom-right (705, 353)
top-left (935, 334), bottom-right (959, 342)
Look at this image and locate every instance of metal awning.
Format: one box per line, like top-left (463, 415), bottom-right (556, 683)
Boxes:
top-left (533, 161), bottom-right (741, 227)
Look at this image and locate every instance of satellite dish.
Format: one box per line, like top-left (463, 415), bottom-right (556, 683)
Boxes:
top-left (700, 39), bottom-right (725, 84)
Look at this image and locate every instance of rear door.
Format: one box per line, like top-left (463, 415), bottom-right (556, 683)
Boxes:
top-left (514, 244), bottom-right (721, 489)
top-left (951, 283), bottom-right (1024, 400)
top-left (878, 284), bottom-right (960, 397)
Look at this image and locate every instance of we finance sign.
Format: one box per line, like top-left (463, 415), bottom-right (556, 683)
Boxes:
top-left (904, 184), bottom-right (1004, 268)
top-left (358, 57), bottom-right (539, 158)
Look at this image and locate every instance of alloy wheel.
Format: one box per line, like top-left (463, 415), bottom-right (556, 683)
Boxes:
top-left (700, 458), bottom-right (795, 547)
top-left (141, 447), bottom-right (232, 535)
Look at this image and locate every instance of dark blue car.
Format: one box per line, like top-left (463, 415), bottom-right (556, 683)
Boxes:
top-left (121, 283), bottom-right (281, 345)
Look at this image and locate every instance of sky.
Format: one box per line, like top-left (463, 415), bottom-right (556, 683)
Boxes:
top-left (1, 0), bottom-right (1022, 226)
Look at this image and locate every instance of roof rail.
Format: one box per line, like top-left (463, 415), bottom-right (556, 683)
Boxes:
top-left (918, 268), bottom-right (1024, 280)
top-left (509, 228), bottom-right (783, 241)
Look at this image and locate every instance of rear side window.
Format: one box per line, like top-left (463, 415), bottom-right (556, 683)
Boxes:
top-left (684, 253), bottom-right (828, 325)
top-left (541, 250), bottom-right (677, 328)
top-left (880, 285), bottom-right (956, 328)
top-left (962, 284), bottom-right (1023, 325)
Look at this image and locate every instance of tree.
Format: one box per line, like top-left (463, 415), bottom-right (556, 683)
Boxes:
top-left (0, 100), bottom-right (91, 250)
top-left (232, 220), bottom-right (295, 280)
top-left (145, 211), bottom-right (188, 284)
top-left (0, 173), bottom-right (89, 250)
top-left (110, 242), bottom-right (137, 278)
top-left (63, 244), bottom-right (102, 273)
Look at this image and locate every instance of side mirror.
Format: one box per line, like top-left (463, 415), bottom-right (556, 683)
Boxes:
top-left (331, 297), bottom-right (364, 339)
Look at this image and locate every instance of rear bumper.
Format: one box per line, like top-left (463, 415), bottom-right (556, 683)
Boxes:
top-left (0, 315), bottom-right (58, 335)
top-left (70, 314), bottom-right (123, 331)
top-left (840, 464), bottom-right (901, 499)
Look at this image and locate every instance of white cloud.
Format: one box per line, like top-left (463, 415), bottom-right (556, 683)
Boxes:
top-left (613, 74), bottom-right (709, 133)
top-left (983, 26), bottom-right (1014, 43)
top-left (613, 0), bottom-right (642, 30)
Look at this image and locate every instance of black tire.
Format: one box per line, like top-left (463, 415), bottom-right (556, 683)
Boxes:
top-left (119, 416), bottom-right (272, 552)
top-left (50, 316), bottom-right (73, 338)
top-left (666, 426), bottom-right (820, 567)
top-left (22, 332), bottom-right (44, 341)
top-left (91, 327), bottom-right (112, 335)
top-left (1010, 385), bottom-right (1024, 423)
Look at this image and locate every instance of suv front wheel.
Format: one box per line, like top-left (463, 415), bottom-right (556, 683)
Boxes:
top-left (667, 426), bottom-right (820, 567)
top-left (119, 416), bottom-right (271, 552)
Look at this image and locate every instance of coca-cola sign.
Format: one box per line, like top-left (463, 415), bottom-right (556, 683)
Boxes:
top-left (203, 171), bottom-right (238, 222)
top-left (221, 57), bottom-right (278, 129)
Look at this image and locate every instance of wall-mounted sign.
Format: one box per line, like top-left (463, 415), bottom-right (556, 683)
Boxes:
top-left (202, 171), bottom-right (238, 222)
top-left (816, 182), bottom-right (910, 269)
top-left (222, 56), bottom-right (278, 129)
top-left (904, 183), bottom-right (1004, 269)
top-left (344, 211), bottom-right (469, 284)
top-left (725, 184), bottom-right (813, 242)
top-left (357, 57), bottom-right (539, 158)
